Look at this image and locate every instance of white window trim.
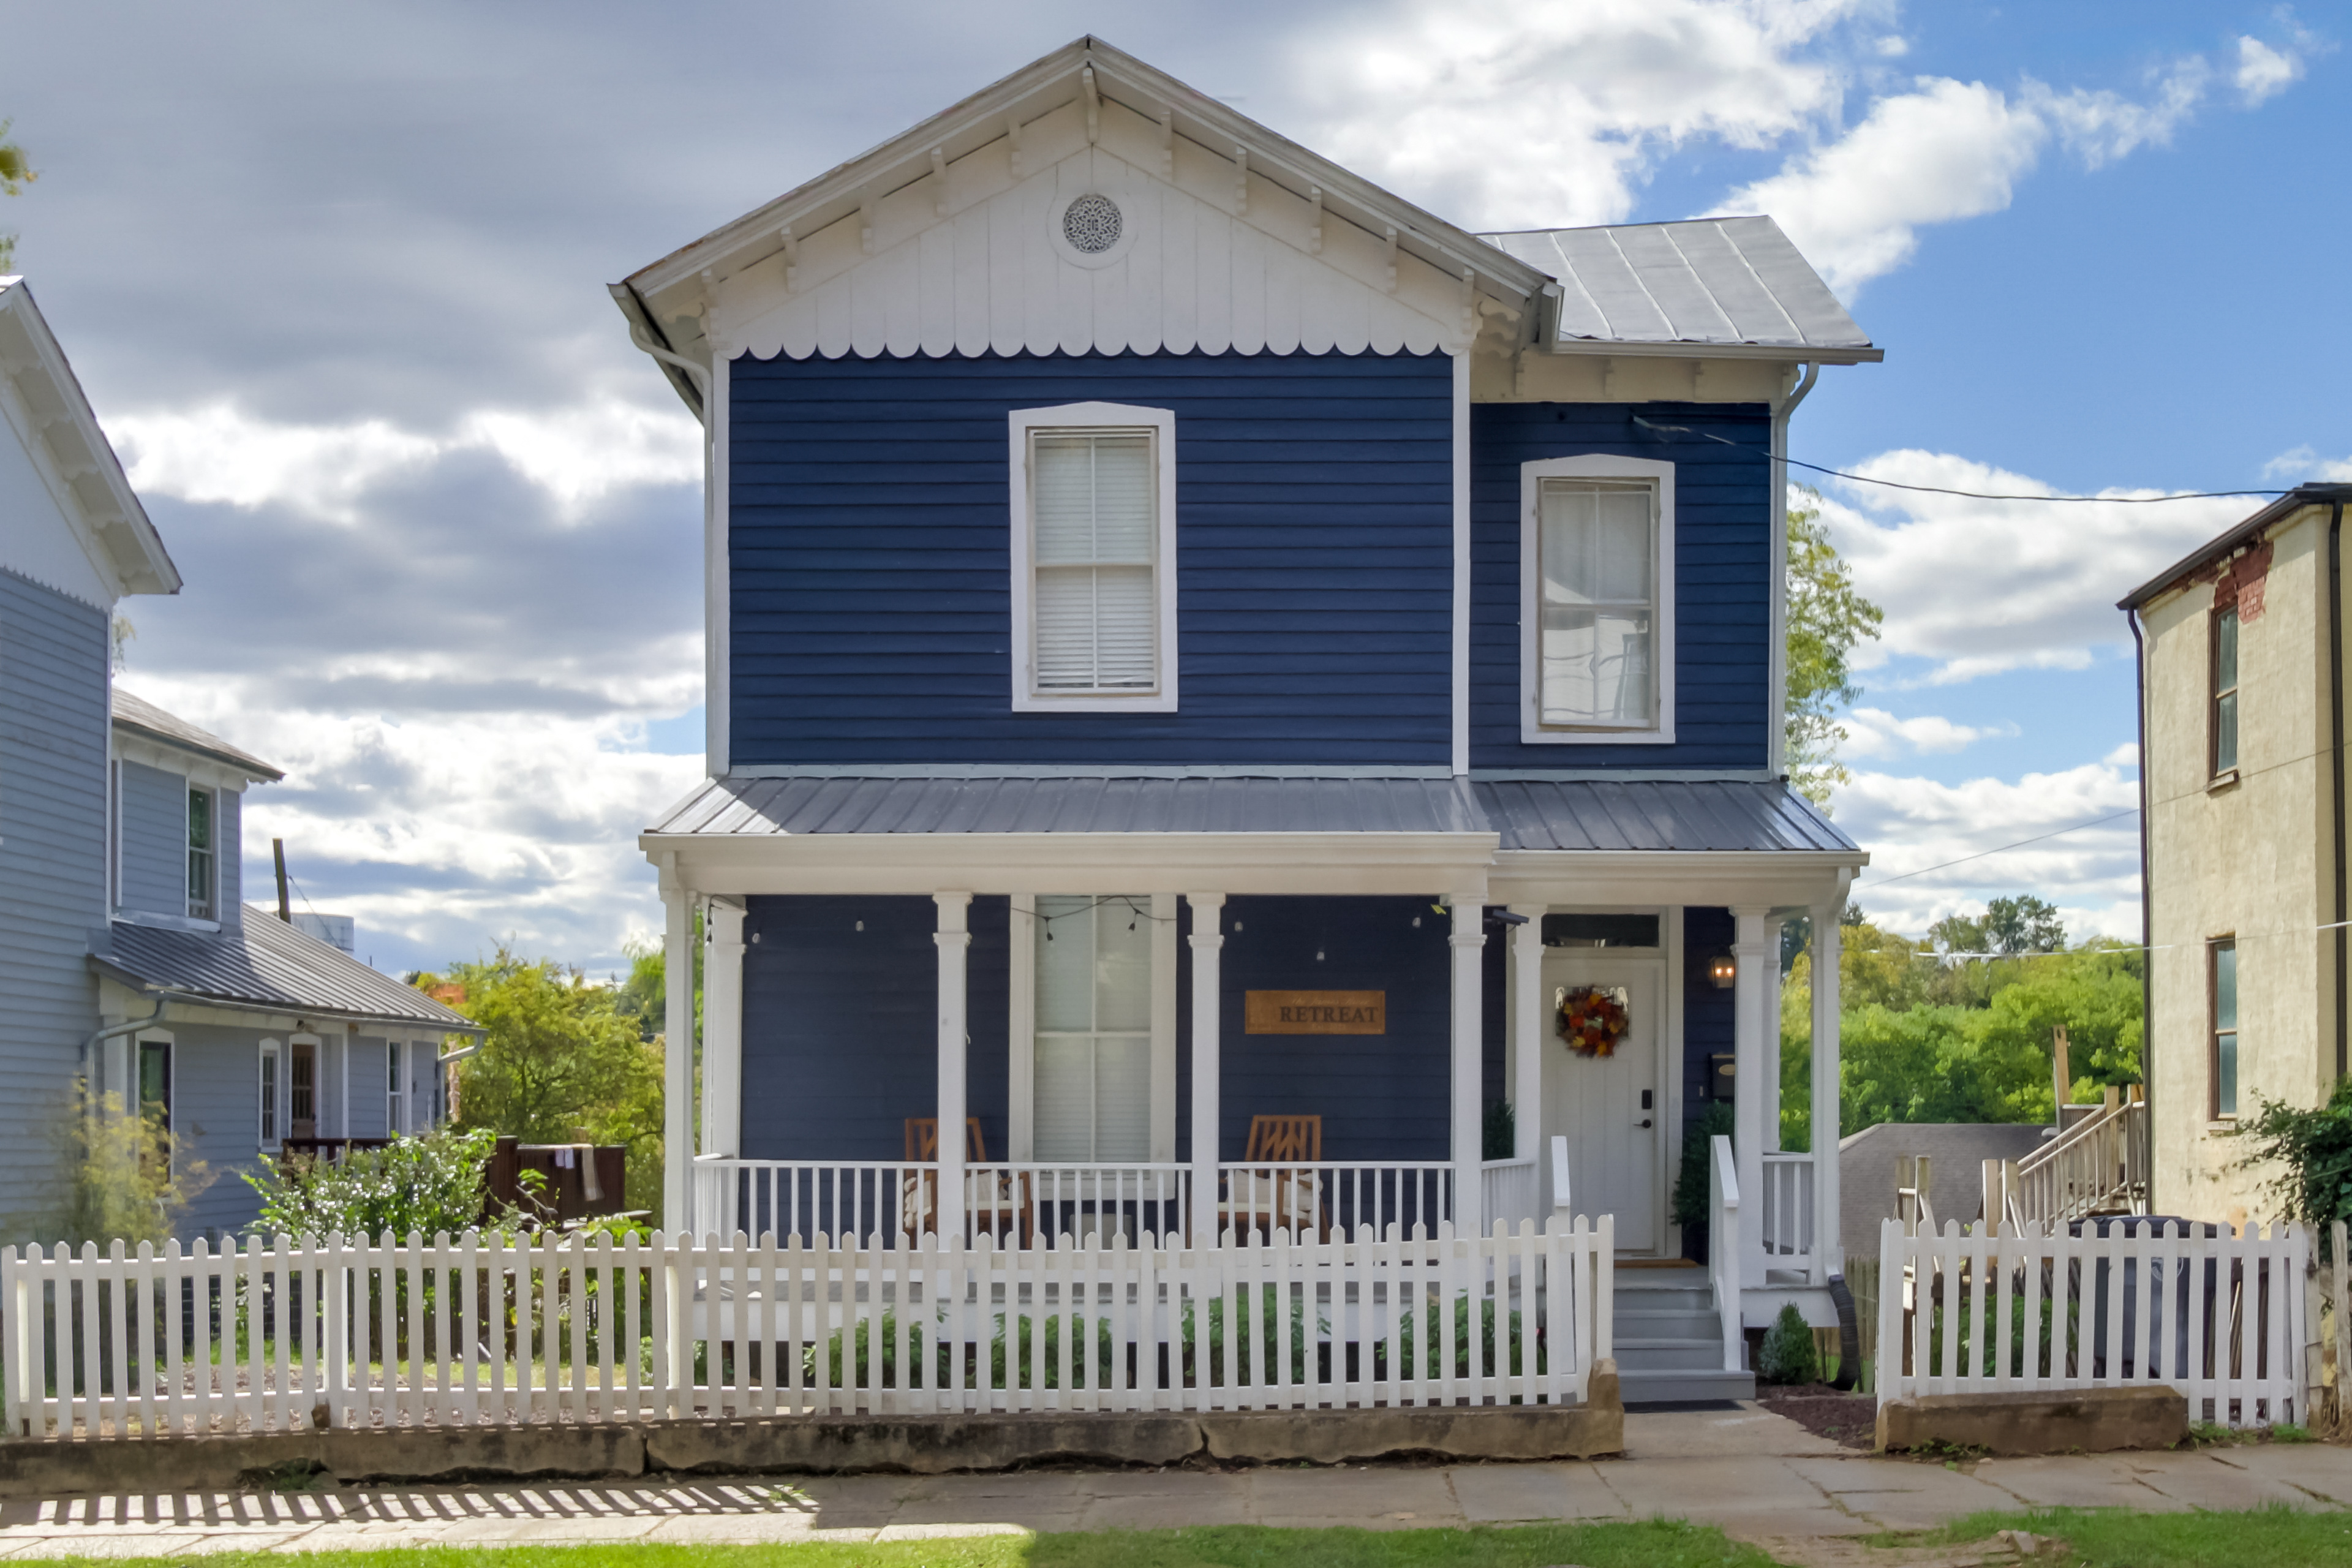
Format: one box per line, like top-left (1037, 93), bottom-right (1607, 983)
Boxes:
top-left (1006, 892), bottom-right (1177, 1161)
top-left (386, 1039), bottom-right (407, 1137)
top-left (1518, 454), bottom-right (1678, 746)
top-left (1008, 401), bottom-right (1179, 714)
top-left (186, 783), bottom-right (217, 920)
top-left (258, 1038), bottom-right (281, 1149)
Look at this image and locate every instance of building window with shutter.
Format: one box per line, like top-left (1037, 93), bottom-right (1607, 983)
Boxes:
top-left (1520, 455), bottom-right (1677, 744)
top-left (2212, 605), bottom-right (2240, 777)
top-left (1008, 402), bottom-right (1178, 712)
top-left (2211, 937), bottom-right (2239, 1119)
top-left (1032, 895), bottom-right (1152, 1161)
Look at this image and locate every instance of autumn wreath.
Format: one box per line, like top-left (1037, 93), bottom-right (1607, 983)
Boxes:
top-left (1556, 985), bottom-right (1629, 1058)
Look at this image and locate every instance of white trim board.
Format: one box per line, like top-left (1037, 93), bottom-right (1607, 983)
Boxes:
top-left (1518, 454), bottom-right (1678, 747)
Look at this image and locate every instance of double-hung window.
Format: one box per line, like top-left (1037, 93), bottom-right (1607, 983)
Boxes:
top-left (1033, 895), bottom-right (1152, 1161)
top-left (1009, 403), bottom-right (1178, 712)
top-left (387, 1041), bottom-right (407, 1136)
top-left (186, 787), bottom-right (215, 919)
top-left (2212, 605), bottom-right (2241, 777)
top-left (1520, 456), bottom-right (1676, 743)
top-left (258, 1042), bottom-right (279, 1146)
top-left (2211, 937), bottom-right (2239, 1119)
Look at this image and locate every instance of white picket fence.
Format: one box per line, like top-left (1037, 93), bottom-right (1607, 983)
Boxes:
top-left (3, 1218), bottom-right (1613, 1438)
top-left (1876, 1217), bottom-right (2308, 1427)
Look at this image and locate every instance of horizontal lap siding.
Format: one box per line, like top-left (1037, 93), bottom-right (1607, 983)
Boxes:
top-left (118, 760), bottom-right (184, 919)
top-left (0, 570), bottom-right (106, 1242)
top-left (729, 350), bottom-right (1453, 767)
top-left (740, 895), bottom-right (1010, 1163)
top-left (1469, 404), bottom-right (1771, 769)
top-left (169, 1022), bottom-right (269, 1241)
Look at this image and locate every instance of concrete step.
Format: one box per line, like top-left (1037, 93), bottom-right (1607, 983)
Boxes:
top-left (1614, 1336), bottom-right (1735, 1372)
top-left (1619, 1365), bottom-right (1757, 1404)
top-left (1617, 1310), bottom-right (1721, 1338)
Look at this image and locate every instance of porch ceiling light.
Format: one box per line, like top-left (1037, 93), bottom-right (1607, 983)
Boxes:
top-left (1708, 952), bottom-right (1737, 989)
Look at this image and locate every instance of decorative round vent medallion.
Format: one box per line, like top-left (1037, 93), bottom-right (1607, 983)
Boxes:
top-left (1061, 194), bottom-right (1123, 255)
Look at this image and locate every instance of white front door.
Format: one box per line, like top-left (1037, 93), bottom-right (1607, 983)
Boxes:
top-left (1540, 952), bottom-right (1665, 1253)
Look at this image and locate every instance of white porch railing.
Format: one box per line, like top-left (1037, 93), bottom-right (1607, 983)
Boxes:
top-left (2, 1219), bottom-right (1616, 1438)
top-left (1759, 1152), bottom-right (1816, 1272)
top-left (1709, 1134), bottom-right (1741, 1372)
top-left (1877, 1217), bottom-right (2307, 1428)
top-left (1482, 1157), bottom-right (1538, 1230)
top-left (691, 1158), bottom-right (1462, 1247)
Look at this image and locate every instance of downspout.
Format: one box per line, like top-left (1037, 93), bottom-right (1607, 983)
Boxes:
top-left (2330, 499), bottom-right (2346, 1085)
top-left (2127, 606), bottom-right (2152, 1207)
top-left (81, 988), bottom-right (168, 1081)
top-left (1768, 363), bottom-right (1820, 782)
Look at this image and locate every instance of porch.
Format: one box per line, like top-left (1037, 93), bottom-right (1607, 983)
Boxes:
top-left (644, 774), bottom-right (1861, 1330)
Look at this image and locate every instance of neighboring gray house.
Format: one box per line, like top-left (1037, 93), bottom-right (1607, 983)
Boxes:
top-left (0, 275), bottom-right (474, 1245)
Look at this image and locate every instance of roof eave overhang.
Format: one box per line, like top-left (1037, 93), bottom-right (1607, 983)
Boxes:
top-left (2119, 485), bottom-right (2352, 611)
top-left (91, 958), bottom-right (482, 1036)
top-left (111, 717), bottom-right (285, 783)
top-left (1549, 339), bottom-right (1882, 364)
top-left (1490, 847), bottom-right (1865, 907)
top-left (618, 36), bottom-right (1553, 328)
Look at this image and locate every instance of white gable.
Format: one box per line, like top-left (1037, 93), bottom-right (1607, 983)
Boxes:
top-left (711, 96), bottom-right (1469, 362)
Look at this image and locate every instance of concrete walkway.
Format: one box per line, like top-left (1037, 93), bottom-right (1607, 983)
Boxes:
top-left (0, 1406), bottom-right (2346, 1558)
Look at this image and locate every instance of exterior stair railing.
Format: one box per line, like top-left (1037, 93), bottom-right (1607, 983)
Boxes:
top-left (2005, 1085), bottom-right (2150, 1227)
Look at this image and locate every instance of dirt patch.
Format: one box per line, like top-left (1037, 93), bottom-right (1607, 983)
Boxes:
top-left (1757, 1383), bottom-right (1878, 1451)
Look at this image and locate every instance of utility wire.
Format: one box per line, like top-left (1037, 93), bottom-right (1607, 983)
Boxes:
top-left (1628, 417), bottom-right (2288, 504)
top-left (1853, 807), bottom-right (2141, 889)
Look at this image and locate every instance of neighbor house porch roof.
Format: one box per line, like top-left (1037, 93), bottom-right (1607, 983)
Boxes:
top-left (92, 909), bottom-right (479, 1035)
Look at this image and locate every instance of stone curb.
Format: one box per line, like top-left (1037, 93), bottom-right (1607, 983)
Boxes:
top-left (0, 1363), bottom-right (1622, 1496)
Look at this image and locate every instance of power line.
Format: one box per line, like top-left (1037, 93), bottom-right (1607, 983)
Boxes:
top-left (1853, 807), bottom-right (2142, 889)
top-left (1629, 417), bottom-right (2287, 505)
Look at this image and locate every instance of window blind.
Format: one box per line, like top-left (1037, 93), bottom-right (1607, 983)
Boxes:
top-left (1537, 479), bottom-right (1656, 728)
top-left (1033, 894), bottom-right (1152, 1161)
top-left (1033, 432), bottom-right (1156, 691)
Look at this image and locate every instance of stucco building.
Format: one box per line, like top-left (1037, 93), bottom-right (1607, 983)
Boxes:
top-left (2123, 483), bottom-right (2352, 1223)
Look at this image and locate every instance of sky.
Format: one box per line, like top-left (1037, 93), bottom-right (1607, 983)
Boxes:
top-left (1, 0), bottom-right (2338, 974)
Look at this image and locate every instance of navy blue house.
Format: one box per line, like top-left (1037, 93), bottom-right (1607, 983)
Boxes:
top-left (619, 39), bottom-right (1877, 1378)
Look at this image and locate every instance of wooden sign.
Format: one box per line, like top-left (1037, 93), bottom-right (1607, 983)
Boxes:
top-left (1245, 990), bottom-right (1385, 1035)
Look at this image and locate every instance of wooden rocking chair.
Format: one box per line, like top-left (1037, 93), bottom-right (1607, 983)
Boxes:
top-left (1216, 1114), bottom-right (1326, 1240)
top-left (901, 1118), bottom-right (1033, 1246)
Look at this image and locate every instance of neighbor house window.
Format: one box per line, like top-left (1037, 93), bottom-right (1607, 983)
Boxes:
top-left (1008, 402), bottom-right (1178, 712)
top-left (2211, 937), bottom-right (2239, 1119)
top-left (2212, 605), bottom-right (2241, 776)
top-left (259, 1042), bottom-right (279, 1145)
top-left (290, 1039), bottom-right (317, 1136)
top-left (1520, 456), bottom-right (1676, 744)
top-left (186, 786), bottom-right (215, 919)
top-left (1033, 895), bottom-right (1152, 1161)
top-left (138, 1038), bottom-right (171, 1132)
top-left (387, 1041), bottom-right (407, 1136)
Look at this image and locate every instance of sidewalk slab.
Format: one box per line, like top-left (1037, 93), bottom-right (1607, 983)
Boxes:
top-left (1598, 1455), bottom-right (1860, 1537)
top-left (1072, 1470), bottom-right (1251, 1532)
top-left (1450, 1461), bottom-right (1624, 1524)
top-left (1972, 1453), bottom-right (2187, 1511)
top-left (1782, 1455), bottom-right (2015, 1531)
top-left (2215, 1444), bottom-right (2352, 1504)
top-left (1624, 1405), bottom-right (1845, 1458)
top-left (2118, 1452), bottom-right (2326, 1511)
top-left (1246, 1466), bottom-right (1462, 1529)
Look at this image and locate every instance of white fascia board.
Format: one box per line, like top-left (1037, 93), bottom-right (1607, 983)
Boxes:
top-left (113, 730), bottom-right (274, 792)
top-left (624, 37), bottom-right (1551, 313)
top-left (641, 829), bottom-right (1500, 898)
top-left (1547, 339), bottom-right (1883, 364)
top-left (0, 281), bottom-right (179, 597)
top-left (1490, 848), bottom-right (1866, 909)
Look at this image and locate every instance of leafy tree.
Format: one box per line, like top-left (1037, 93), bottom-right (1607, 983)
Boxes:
top-left (27, 1087), bottom-right (213, 1247)
top-left (1930, 895), bottom-right (2066, 956)
top-left (419, 948), bottom-right (665, 1223)
top-left (1784, 490), bottom-right (1883, 808)
top-left (0, 119), bottom-right (31, 271)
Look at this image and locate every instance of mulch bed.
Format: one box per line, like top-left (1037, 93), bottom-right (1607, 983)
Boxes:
top-left (1756, 1382), bottom-right (1878, 1450)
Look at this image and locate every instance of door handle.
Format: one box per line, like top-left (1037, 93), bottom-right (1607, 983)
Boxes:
top-left (1635, 1118), bottom-right (1653, 1129)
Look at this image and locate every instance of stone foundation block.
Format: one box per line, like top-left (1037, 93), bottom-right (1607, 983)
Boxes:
top-left (1876, 1385), bottom-right (2188, 1456)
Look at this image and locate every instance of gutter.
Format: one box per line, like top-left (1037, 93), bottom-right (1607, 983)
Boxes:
top-left (2331, 499), bottom-right (2347, 1084)
top-left (90, 956), bottom-right (484, 1037)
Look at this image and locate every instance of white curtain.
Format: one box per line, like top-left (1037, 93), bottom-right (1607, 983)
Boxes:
top-left (1538, 478), bottom-right (1656, 727)
top-left (1034, 894), bottom-right (1153, 1159)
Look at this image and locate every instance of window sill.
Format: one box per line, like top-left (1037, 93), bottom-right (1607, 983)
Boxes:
top-left (2207, 769), bottom-right (2241, 793)
top-left (2206, 1118), bottom-right (2237, 1131)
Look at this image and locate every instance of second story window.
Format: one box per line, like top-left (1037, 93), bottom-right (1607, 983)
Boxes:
top-left (1008, 402), bottom-right (1178, 713)
top-left (2211, 937), bottom-right (2239, 1119)
top-left (186, 787), bottom-right (214, 920)
top-left (2212, 605), bottom-right (2240, 776)
top-left (1520, 456), bottom-right (1676, 745)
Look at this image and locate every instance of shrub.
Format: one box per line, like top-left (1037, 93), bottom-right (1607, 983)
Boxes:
top-left (2235, 1077), bottom-right (2352, 1253)
top-left (242, 1125), bottom-right (521, 1240)
top-left (35, 1087), bottom-right (213, 1246)
top-left (1757, 1302), bottom-right (1819, 1385)
top-left (1482, 1098), bottom-right (1515, 1160)
top-left (1670, 1102), bottom-right (1736, 1227)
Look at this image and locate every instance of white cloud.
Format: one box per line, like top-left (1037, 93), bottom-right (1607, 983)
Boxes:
top-left (1807, 457), bottom-right (2253, 684)
top-left (2263, 444), bottom-right (2352, 483)
top-left (2034, 61), bottom-right (2209, 170)
top-left (2236, 36), bottom-right (2304, 105)
top-left (1837, 760), bottom-right (2142, 941)
top-left (1842, 706), bottom-right (2016, 758)
top-left (108, 396), bottom-right (701, 524)
top-left (2103, 742), bottom-right (2140, 771)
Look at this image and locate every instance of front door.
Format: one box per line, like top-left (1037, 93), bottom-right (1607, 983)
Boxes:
top-left (1540, 952), bottom-right (1664, 1253)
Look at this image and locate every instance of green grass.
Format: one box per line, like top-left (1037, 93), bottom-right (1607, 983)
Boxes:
top-left (7, 1521), bottom-right (1779, 1568)
top-left (1887, 1504), bottom-right (2352, 1565)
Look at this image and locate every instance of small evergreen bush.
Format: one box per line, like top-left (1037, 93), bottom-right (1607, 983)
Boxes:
top-left (1482, 1099), bottom-right (1515, 1160)
top-left (1670, 1102), bottom-right (1736, 1227)
top-left (1757, 1302), bottom-right (1819, 1385)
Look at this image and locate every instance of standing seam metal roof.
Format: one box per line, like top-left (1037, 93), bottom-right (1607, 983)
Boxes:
top-left (97, 910), bottom-right (477, 1031)
top-left (647, 776), bottom-right (1856, 855)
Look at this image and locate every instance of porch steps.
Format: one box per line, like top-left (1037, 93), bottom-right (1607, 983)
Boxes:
top-left (1613, 1268), bottom-right (1755, 1404)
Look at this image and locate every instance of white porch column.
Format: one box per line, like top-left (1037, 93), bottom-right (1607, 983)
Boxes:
top-left (701, 900), bottom-right (746, 1159)
top-left (1764, 929), bottom-right (1784, 1152)
top-left (1811, 897), bottom-right (1845, 1282)
top-left (933, 892), bottom-right (973, 1245)
top-left (1730, 906), bottom-right (1772, 1282)
top-left (1450, 892), bottom-right (1487, 1238)
top-left (1188, 893), bottom-right (1224, 1246)
top-left (1507, 904), bottom-right (1546, 1167)
top-left (660, 878), bottom-right (693, 1233)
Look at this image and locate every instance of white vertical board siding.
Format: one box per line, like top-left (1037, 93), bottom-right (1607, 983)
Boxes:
top-left (0, 570), bottom-right (109, 1240)
top-left (116, 759), bottom-right (186, 920)
top-left (723, 132), bottom-right (1453, 365)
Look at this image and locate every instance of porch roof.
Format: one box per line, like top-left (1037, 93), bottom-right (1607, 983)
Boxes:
top-left (647, 774), bottom-right (1855, 854)
top-left (91, 909), bottom-right (480, 1035)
